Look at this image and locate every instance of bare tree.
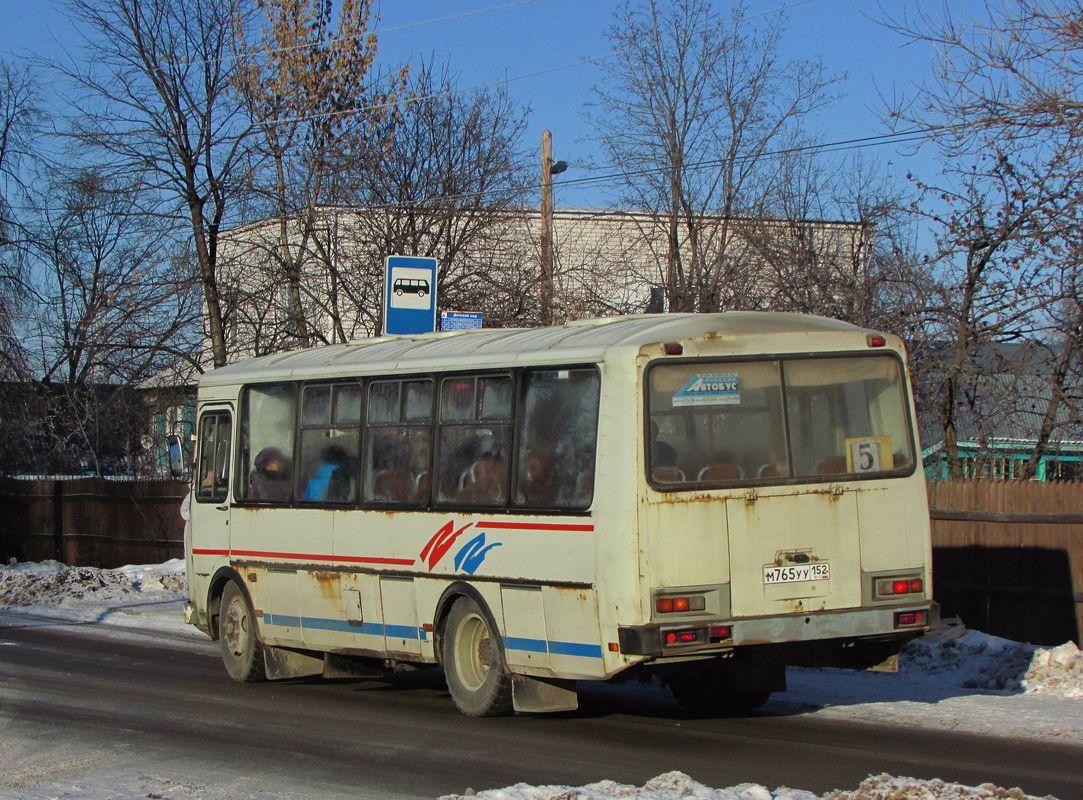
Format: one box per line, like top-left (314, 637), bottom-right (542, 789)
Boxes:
top-left (32, 169), bottom-right (199, 385)
top-left (26, 168), bottom-right (201, 473)
top-left (0, 58), bottom-right (39, 379)
top-left (59, 0), bottom-right (256, 368)
top-left (233, 0), bottom-right (396, 348)
top-left (884, 0), bottom-right (1083, 478)
top-left (591, 0), bottom-right (838, 312)
top-left (343, 59), bottom-right (531, 331)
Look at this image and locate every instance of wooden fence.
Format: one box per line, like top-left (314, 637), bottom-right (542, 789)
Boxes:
top-left (928, 480), bottom-right (1083, 646)
top-left (0, 478), bottom-right (187, 569)
top-left (0, 477), bottom-right (1079, 645)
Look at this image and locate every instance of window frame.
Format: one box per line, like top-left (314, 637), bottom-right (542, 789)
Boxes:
top-left (194, 409), bottom-right (232, 505)
top-left (644, 351), bottom-right (918, 492)
top-left (229, 363), bottom-right (602, 515)
top-left (296, 380), bottom-right (364, 505)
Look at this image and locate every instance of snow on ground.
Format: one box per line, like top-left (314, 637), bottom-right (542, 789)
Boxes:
top-left (2, 559), bottom-right (1080, 800)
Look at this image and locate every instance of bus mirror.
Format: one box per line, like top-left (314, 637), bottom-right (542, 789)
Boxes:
top-left (167, 434), bottom-right (187, 478)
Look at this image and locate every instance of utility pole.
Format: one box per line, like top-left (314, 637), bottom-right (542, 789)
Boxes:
top-left (539, 130), bottom-right (567, 327)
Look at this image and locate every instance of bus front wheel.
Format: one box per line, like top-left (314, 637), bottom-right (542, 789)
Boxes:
top-left (442, 597), bottom-right (512, 717)
top-left (219, 580), bottom-right (265, 683)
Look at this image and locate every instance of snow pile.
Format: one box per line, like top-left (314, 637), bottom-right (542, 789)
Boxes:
top-left (438, 770), bottom-right (814, 800)
top-left (437, 771), bottom-right (1050, 800)
top-left (901, 618), bottom-right (1083, 698)
top-left (0, 558), bottom-right (187, 609)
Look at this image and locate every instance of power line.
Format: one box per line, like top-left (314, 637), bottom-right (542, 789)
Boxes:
top-left (552, 127), bottom-right (946, 193)
top-left (0, 125), bottom-right (952, 215)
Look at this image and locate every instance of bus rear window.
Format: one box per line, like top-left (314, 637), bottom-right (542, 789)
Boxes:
top-left (647, 355), bottom-right (914, 487)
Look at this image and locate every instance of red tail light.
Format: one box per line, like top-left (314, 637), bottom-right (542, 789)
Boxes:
top-left (895, 610), bottom-right (927, 627)
top-left (876, 575), bottom-right (924, 598)
top-left (656, 594), bottom-right (706, 614)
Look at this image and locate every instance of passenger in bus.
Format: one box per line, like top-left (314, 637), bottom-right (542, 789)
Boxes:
top-left (370, 438), bottom-right (415, 503)
top-left (649, 420), bottom-right (683, 482)
top-left (304, 444), bottom-right (351, 501)
top-left (519, 451), bottom-right (557, 506)
top-left (250, 447), bottom-right (291, 501)
top-left (460, 435), bottom-right (507, 503)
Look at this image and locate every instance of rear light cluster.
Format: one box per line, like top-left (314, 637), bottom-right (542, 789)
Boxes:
top-left (895, 610), bottom-right (927, 628)
top-left (875, 576), bottom-right (924, 598)
top-left (662, 624), bottom-right (732, 648)
top-left (655, 594), bottom-right (706, 614)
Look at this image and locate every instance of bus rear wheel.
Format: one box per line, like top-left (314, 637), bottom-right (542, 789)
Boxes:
top-left (442, 597), bottom-right (512, 717)
top-left (219, 580), bottom-right (265, 683)
top-left (667, 661), bottom-right (775, 716)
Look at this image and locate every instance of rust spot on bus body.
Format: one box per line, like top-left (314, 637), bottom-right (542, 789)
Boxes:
top-left (311, 569), bottom-right (342, 599)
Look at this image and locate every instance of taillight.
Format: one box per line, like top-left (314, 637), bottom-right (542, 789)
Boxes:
top-left (867, 334), bottom-right (887, 347)
top-left (895, 610), bottom-right (927, 628)
top-left (656, 594), bottom-right (706, 614)
top-left (709, 624), bottom-right (732, 642)
top-left (663, 627), bottom-right (705, 647)
top-left (875, 575), bottom-right (924, 598)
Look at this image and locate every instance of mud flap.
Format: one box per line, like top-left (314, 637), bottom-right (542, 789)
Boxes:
top-left (511, 675), bottom-right (578, 713)
top-left (261, 645), bottom-right (323, 680)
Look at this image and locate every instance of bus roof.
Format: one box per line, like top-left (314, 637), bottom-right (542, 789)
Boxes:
top-left (199, 312), bottom-right (874, 388)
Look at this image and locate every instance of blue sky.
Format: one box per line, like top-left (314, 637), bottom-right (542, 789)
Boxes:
top-left (0, 0), bottom-right (947, 209)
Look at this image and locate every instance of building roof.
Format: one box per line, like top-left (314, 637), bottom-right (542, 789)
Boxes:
top-left (199, 312), bottom-right (873, 387)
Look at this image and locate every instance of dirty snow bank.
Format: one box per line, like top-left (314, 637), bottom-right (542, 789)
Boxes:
top-left (0, 558), bottom-right (186, 607)
top-left (437, 770), bottom-right (1054, 800)
top-left (901, 618), bottom-right (1083, 698)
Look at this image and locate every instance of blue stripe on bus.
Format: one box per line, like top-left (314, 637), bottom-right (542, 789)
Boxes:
top-left (504, 636), bottom-right (548, 653)
top-left (263, 614), bottom-right (423, 640)
top-left (505, 635), bottom-right (603, 660)
top-left (262, 615), bottom-right (599, 658)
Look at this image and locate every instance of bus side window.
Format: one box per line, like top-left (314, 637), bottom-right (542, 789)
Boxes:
top-left (436, 376), bottom-right (511, 507)
top-left (298, 383), bottom-right (361, 504)
top-left (515, 368), bottom-right (600, 509)
top-left (363, 379), bottom-right (432, 505)
top-left (195, 411), bottom-right (231, 504)
top-left (239, 383), bottom-right (297, 503)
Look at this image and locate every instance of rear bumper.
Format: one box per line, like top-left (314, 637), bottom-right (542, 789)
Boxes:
top-left (618, 601), bottom-right (940, 658)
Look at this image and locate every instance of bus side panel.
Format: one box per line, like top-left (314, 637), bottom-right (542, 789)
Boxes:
top-left (543, 587), bottom-right (607, 679)
top-left (297, 568), bottom-right (345, 650)
top-left (501, 586), bottom-right (551, 670)
top-left (340, 572), bottom-right (387, 652)
top-left (381, 576), bottom-right (421, 655)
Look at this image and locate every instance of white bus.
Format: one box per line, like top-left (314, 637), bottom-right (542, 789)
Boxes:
top-left (185, 312), bottom-right (937, 716)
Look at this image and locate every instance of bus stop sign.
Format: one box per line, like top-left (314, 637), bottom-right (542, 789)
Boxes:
top-left (384, 255), bottom-right (438, 335)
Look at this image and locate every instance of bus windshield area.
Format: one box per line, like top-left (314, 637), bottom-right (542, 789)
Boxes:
top-left (647, 354), bottom-right (915, 487)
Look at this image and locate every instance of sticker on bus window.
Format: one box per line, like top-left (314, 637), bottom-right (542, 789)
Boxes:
top-left (846, 436), bottom-right (893, 472)
top-left (672, 374), bottom-right (740, 407)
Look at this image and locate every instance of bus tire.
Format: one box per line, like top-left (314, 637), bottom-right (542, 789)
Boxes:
top-left (219, 580), bottom-right (265, 683)
top-left (442, 596), bottom-right (513, 717)
top-left (668, 662), bottom-right (772, 716)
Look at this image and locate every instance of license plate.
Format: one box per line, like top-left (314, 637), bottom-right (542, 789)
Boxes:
top-left (763, 562), bottom-right (830, 584)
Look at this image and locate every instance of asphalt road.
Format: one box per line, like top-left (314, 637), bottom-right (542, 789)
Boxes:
top-left (1, 617), bottom-right (1080, 799)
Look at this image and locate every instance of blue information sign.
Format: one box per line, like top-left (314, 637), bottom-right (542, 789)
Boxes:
top-left (440, 311), bottom-right (483, 331)
top-left (384, 255), bottom-right (438, 335)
